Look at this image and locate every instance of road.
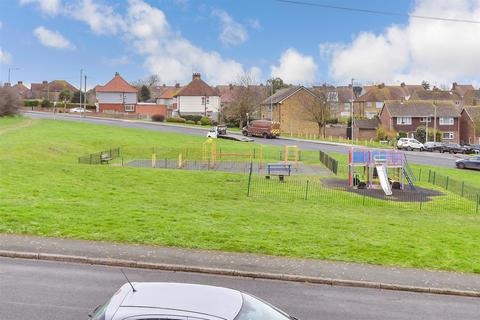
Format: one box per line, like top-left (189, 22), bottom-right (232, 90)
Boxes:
top-left (25, 111), bottom-right (464, 168)
top-left (0, 257), bottom-right (479, 320)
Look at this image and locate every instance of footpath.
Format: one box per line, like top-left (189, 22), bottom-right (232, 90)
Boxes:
top-left (0, 234), bottom-right (479, 297)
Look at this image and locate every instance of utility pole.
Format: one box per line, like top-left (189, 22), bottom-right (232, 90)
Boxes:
top-left (79, 68), bottom-right (83, 114)
top-left (83, 74), bottom-right (87, 117)
top-left (7, 67), bottom-right (19, 85)
top-left (433, 102), bottom-right (437, 142)
top-left (269, 78), bottom-right (273, 120)
top-left (350, 78), bottom-right (355, 141)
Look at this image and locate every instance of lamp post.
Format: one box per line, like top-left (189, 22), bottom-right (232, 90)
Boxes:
top-left (425, 115), bottom-right (433, 143)
top-left (350, 78), bottom-right (355, 141)
top-left (7, 67), bottom-right (20, 85)
top-left (433, 102), bottom-right (437, 142)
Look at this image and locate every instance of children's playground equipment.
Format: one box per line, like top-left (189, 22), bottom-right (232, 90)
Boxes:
top-left (348, 147), bottom-right (416, 195)
top-left (200, 138), bottom-right (263, 169)
top-left (283, 145), bottom-right (299, 169)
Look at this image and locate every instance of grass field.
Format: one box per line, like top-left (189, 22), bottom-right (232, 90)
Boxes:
top-left (1, 117), bottom-right (480, 273)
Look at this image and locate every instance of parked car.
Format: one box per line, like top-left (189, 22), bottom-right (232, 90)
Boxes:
top-left (396, 138), bottom-right (424, 151)
top-left (422, 141), bottom-right (444, 152)
top-left (69, 107), bottom-right (91, 113)
top-left (440, 142), bottom-right (468, 154)
top-left (456, 156), bottom-right (480, 170)
top-left (463, 144), bottom-right (480, 154)
top-left (89, 282), bottom-right (297, 320)
top-left (242, 120), bottom-right (280, 139)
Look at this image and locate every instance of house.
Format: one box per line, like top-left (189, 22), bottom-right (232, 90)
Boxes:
top-left (379, 100), bottom-right (461, 142)
top-left (12, 81), bottom-right (30, 99)
top-left (174, 73), bottom-right (220, 120)
top-left (354, 83), bottom-right (424, 119)
top-left (462, 90), bottom-right (480, 106)
top-left (96, 73), bottom-right (138, 113)
top-left (217, 84), bottom-right (268, 120)
top-left (451, 83), bottom-right (474, 99)
top-left (154, 85), bottom-right (183, 117)
top-left (459, 106), bottom-right (480, 145)
top-left (352, 119), bottom-right (379, 140)
top-left (313, 85), bottom-right (354, 119)
top-left (30, 80), bottom-right (77, 101)
top-left (409, 89), bottom-right (461, 107)
top-left (260, 86), bottom-right (326, 135)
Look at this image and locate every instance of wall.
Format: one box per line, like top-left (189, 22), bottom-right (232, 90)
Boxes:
top-left (392, 117), bottom-right (460, 143)
top-left (136, 104), bottom-right (166, 116)
top-left (459, 111), bottom-right (478, 144)
top-left (177, 96), bottom-right (220, 114)
top-left (97, 92), bottom-right (137, 104)
top-left (278, 90), bottom-right (320, 136)
top-left (325, 126), bottom-right (347, 139)
top-left (98, 103), bottom-right (135, 113)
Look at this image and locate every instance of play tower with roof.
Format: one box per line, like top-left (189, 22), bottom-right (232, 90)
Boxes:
top-left (348, 147), bottom-right (415, 195)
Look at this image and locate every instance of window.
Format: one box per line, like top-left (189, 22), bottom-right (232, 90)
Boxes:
top-left (365, 112), bottom-right (377, 119)
top-left (124, 104), bottom-right (135, 112)
top-left (420, 117), bottom-right (431, 123)
top-left (376, 102), bottom-right (383, 109)
top-left (439, 117), bottom-right (454, 125)
top-left (442, 132), bottom-right (454, 140)
top-left (234, 293), bottom-right (290, 320)
top-left (396, 117), bottom-right (412, 125)
top-left (327, 91), bottom-right (338, 102)
top-left (366, 102), bottom-right (373, 108)
top-left (201, 96), bottom-right (210, 105)
top-left (344, 102), bottom-right (351, 111)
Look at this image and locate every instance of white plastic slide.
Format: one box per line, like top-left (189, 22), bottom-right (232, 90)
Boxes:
top-left (376, 165), bottom-right (392, 196)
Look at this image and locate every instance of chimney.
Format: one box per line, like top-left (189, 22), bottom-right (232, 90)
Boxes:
top-left (192, 73), bottom-right (201, 80)
top-left (18, 81), bottom-right (23, 85)
top-left (400, 82), bottom-right (406, 87)
top-left (175, 83), bottom-right (180, 88)
top-left (452, 82), bottom-right (458, 89)
top-left (42, 80), bottom-right (48, 85)
top-left (229, 84), bottom-right (233, 90)
top-left (115, 72), bottom-right (119, 76)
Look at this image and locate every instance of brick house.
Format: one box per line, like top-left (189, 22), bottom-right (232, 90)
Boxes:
top-left (352, 119), bottom-right (379, 140)
top-left (30, 80), bottom-right (77, 101)
top-left (12, 81), bottom-right (30, 99)
top-left (313, 85), bottom-right (354, 119)
top-left (462, 90), bottom-right (480, 106)
top-left (96, 73), bottom-right (138, 113)
top-left (174, 73), bottom-right (220, 120)
top-left (260, 86), bottom-right (327, 135)
top-left (354, 83), bottom-right (424, 119)
top-left (451, 83), bottom-right (474, 99)
top-left (379, 100), bottom-right (461, 143)
top-left (409, 89), bottom-right (461, 107)
top-left (459, 106), bottom-right (480, 145)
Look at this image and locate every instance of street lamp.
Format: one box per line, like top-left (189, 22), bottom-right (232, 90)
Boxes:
top-left (350, 78), bottom-right (355, 141)
top-left (425, 114), bottom-right (433, 143)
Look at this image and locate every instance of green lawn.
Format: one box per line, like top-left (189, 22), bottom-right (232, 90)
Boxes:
top-left (1, 117), bottom-right (480, 273)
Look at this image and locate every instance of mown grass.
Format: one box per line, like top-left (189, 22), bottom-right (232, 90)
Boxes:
top-left (1, 117), bottom-right (480, 273)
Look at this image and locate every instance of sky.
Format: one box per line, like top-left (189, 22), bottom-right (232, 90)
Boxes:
top-left (1, 0), bottom-right (480, 89)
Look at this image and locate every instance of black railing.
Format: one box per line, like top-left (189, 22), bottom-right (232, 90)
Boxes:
top-left (319, 150), bottom-right (338, 175)
top-left (78, 147), bottom-right (120, 164)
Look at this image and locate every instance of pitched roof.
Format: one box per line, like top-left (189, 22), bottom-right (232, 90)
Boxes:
top-left (359, 84), bottom-right (424, 102)
top-left (261, 86), bottom-right (302, 105)
top-left (409, 90), bottom-right (460, 101)
top-left (96, 73), bottom-right (137, 93)
top-left (383, 100), bottom-right (460, 117)
top-left (452, 83), bottom-right (474, 97)
top-left (354, 118), bottom-right (379, 129)
top-left (175, 75), bottom-right (218, 97)
top-left (462, 90), bottom-right (480, 105)
top-left (313, 86), bottom-right (353, 103)
top-left (218, 84), bottom-right (268, 104)
top-left (463, 106), bottom-right (480, 121)
top-left (30, 80), bottom-right (77, 92)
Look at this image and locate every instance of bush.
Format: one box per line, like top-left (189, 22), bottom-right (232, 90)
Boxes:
top-left (185, 120), bottom-right (196, 124)
top-left (326, 118), bottom-right (339, 124)
top-left (181, 115), bottom-right (202, 123)
top-left (376, 127), bottom-right (396, 141)
top-left (41, 99), bottom-right (51, 108)
top-left (397, 131), bottom-right (407, 139)
top-left (151, 114), bottom-right (165, 122)
top-left (0, 87), bottom-right (21, 116)
top-left (24, 100), bottom-right (40, 107)
top-left (166, 117), bottom-right (186, 123)
top-left (200, 116), bottom-right (212, 126)
top-left (196, 121), bottom-right (202, 125)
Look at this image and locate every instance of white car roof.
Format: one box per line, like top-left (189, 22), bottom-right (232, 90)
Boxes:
top-left (113, 282), bottom-right (243, 320)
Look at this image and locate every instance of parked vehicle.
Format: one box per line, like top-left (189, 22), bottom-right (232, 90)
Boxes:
top-left (456, 156), bottom-right (480, 170)
top-left (69, 107), bottom-right (91, 113)
top-left (441, 143), bottom-right (468, 154)
top-left (242, 120), bottom-right (280, 139)
top-left (463, 144), bottom-right (480, 154)
top-left (89, 282), bottom-right (296, 320)
top-left (422, 141), bottom-right (444, 152)
top-left (396, 138), bottom-right (424, 151)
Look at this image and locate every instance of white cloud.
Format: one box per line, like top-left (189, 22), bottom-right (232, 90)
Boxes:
top-left (0, 48), bottom-right (12, 64)
top-left (33, 26), bottom-right (75, 50)
top-left (271, 48), bottom-right (318, 84)
top-left (248, 19), bottom-right (262, 30)
top-left (107, 56), bottom-right (130, 66)
top-left (212, 9), bottom-right (248, 46)
top-left (0, 21), bottom-right (3, 29)
top-left (67, 0), bottom-right (125, 35)
top-left (322, 0), bottom-right (480, 85)
top-left (19, 0), bottom-right (62, 15)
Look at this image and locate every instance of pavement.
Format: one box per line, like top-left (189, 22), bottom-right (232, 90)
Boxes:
top-left (1, 234), bottom-right (479, 297)
top-left (24, 111), bottom-right (465, 168)
top-left (3, 257), bottom-right (480, 320)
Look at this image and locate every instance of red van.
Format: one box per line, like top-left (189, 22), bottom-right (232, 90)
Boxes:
top-left (242, 120), bottom-right (280, 139)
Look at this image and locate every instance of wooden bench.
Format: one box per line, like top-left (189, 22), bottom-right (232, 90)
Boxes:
top-left (266, 163), bottom-right (292, 181)
top-left (100, 152), bottom-right (113, 164)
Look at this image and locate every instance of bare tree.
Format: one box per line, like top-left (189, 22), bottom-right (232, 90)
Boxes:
top-left (133, 74), bottom-right (160, 89)
top-left (0, 86), bottom-right (21, 117)
top-left (298, 89), bottom-right (330, 137)
top-left (221, 73), bottom-right (267, 128)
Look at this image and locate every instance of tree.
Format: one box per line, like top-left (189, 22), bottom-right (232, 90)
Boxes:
top-left (0, 87), bottom-right (21, 116)
top-left (133, 74), bottom-right (160, 89)
top-left (58, 90), bottom-right (72, 109)
top-left (41, 99), bottom-right (51, 109)
top-left (414, 126), bottom-right (441, 143)
top-left (140, 85), bottom-right (151, 102)
top-left (352, 86), bottom-right (363, 98)
top-left (298, 89), bottom-right (331, 137)
top-left (71, 91), bottom-right (86, 103)
top-left (421, 81), bottom-right (430, 90)
top-left (266, 77), bottom-right (289, 94)
top-left (222, 73), bottom-right (267, 128)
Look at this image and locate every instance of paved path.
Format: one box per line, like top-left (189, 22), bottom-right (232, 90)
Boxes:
top-left (1, 234), bottom-right (479, 293)
top-left (24, 111), bottom-right (466, 168)
top-left (2, 257), bottom-right (480, 320)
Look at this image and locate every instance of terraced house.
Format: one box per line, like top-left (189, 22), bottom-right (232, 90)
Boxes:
top-left (460, 106), bottom-right (480, 145)
top-left (379, 100), bottom-right (461, 143)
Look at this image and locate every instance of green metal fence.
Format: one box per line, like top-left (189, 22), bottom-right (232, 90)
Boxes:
top-left (318, 150), bottom-right (338, 175)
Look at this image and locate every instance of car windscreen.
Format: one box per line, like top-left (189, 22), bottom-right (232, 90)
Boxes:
top-left (90, 300), bottom-right (110, 320)
top-left (234, 293), bottom-right (290, 320)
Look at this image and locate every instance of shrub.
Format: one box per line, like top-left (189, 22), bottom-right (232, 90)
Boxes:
top-left (200, 116), bottom-right (212, 126)
top-left (0, 87), bottom-right (21, 116)
top-left (326, 118), bottom-right (339, 124)
top-left (181, 115), bottom-right (202, 123)
top-left (397, 131), bottom-right (407, 139)
top-left (41, 99), bottom-right (51, 108)
top-left (24, 100), bottom-right (40, 107)
top-left (185, 120), bottom-right (196, 124)
top-left (166, 117), bottom-right (186, 123)
top-left (376, 127), bottom-right (396, 141)
top-left (196, 121), bottom-right (202, 125)
top-left (151, 114), bottom-right (165, 122)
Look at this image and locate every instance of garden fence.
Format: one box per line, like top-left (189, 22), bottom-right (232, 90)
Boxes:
top-left (318, 150), bottom-right (338, 175)
top-left (78, 147), bottom-right (120, 164)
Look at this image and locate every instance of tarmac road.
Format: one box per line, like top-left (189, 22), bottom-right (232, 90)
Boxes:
top-left (25, 111), bottom-right (466, 168)
top-left (1, 257), bottom-right (479, 320)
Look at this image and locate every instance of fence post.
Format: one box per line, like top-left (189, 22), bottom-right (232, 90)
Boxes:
top-left (428, 169), bottom-right (431, 183)
top-left (477, 194), bottom-right (479, 214)
top-left (418, 168), bottom-right (422, 182)
top-left (445, 176), bottom-right (449, 190)
top-left (305, 180), bottom-right (309, 200)
top-left (247, 161), bottom-right (253, 196)
top-left (419, 193), bottom-right (423, 210)
top-left (362, 189), bottom-right (366, 206)
top-left (461, 181), bottom-right (465, 197)
top-left (433, 171), bottom-right (436, 185)
top-left (89, 154), bottom-right (93, 165)
top-left (122, 157), bottom-right (124, 166)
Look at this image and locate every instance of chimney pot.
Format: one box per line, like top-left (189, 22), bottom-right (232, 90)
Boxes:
top-left (115, 72), bottom-right (119, 76)
top-left (175, 83), bottom-right (180, 88)
top-left (42, 80), bottom-right (48, 84)
top-left (192, 73), bottom-right (201, 80)
top-left (18, 81), bottom-right (23, 85)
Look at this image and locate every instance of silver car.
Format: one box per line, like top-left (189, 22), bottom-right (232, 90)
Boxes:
top-left (89, 282), bottom-right (296, 320)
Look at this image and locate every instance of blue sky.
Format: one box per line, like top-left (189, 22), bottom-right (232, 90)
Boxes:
top-left (1, 0), bottom-right (480, 88)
